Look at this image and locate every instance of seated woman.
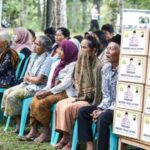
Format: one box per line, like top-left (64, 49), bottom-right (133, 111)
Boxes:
top-left (53, 36), bottom-right (102, 150)
top-left (22, 40), bottom-right (78, 143)
top-left (1, 35), bottom-right (53, 132)
top-left (0, 30), bottom-right (19, 88)
top-left (12, 27), bottom-right (33, 79)
top-left (51, 27), bottom-right (70, 57)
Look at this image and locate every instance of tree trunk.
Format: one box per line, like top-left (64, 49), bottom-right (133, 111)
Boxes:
top-left (55, 0), bottom-right (67, 28)
top-left (42, 0), bottom-right (46, 30)
top-left (46, 0), bottom-right (50, 28)
top-left (71, 0), bottom-right (78, 32)
top-left (82, 0), bottom-right (87, 30)
top-left (20, 0), bottom-right (24, 26)
top-left (119, 0), bottom-right (123, 33)
top-left (0, 0), bottom-right (2, 27)
top-left (38, 0), bottom-right (42, 22)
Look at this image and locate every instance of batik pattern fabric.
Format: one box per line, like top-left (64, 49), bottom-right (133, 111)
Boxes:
top-left (98, 63), bottom-right (118, 110)
top-left (0, 52), bottom-right (17, 88)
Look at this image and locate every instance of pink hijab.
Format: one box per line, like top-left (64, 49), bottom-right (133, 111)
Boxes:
top-left (13, 27), bottom-right (32, 52)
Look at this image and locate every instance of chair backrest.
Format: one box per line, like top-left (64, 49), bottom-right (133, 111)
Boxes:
top-left (15, 53), bottom-right (25, 79)
top-left (19, 56), bottom-right (30, 79)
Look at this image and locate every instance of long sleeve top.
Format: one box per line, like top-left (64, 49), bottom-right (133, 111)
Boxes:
top-left (48, 61), bottom-right (77, 97)
top-left (98, 63), bottom-right (118, 110)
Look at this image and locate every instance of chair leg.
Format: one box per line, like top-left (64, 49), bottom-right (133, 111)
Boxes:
top-left (4, 116), bottom-right (11, 132)
top-left (18, 97), bottom-right (32, 136)
top-left (109, 125), bottom-right (118, 150)
top-left (71, 120), bottom-right (78, 150)
top-left (50, 104), bottom-right (60, 145)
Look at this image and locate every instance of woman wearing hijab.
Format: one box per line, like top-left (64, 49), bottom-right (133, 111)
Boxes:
top-left (53, 36), bottom-right (102, 150)
top-left (0, 30), bottom-right (19, 88)
top-left (13, 27), bottom-right (32, 57)
top-left (13, 27), bottom-right (32, 79)
top-left (1, 35), bottom-right (53, 133)
top-left (21, 40), bottom-right (78, 143)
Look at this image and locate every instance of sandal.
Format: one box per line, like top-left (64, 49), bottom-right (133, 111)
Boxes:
top-left (17, 136), bottom-right (35, 141)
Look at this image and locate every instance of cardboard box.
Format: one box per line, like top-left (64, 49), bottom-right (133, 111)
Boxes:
top-left (118, 55), bottom-right (147, 83)
top-left (116, 82), bottom-right (144, 111)
top-left (121, 29), bottom-right (149, 56)
top-left (140, 114), bottom-right (150, 143)
top-left (146, 58), bottom-right (150, 85)
top-left (113, 108), bottom-right (141, 139)
top-left (143, 86), bottom-right (150, 114)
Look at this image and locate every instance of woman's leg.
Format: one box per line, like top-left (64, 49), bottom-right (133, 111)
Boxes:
top-left (25, 121), bottom-right (39, 138)
top-left (31, 91), bottom-right (67, 143)
top-left (54, 99), bottom-right (89, 149)
top-left (4, 87), bottom-right (34, 131)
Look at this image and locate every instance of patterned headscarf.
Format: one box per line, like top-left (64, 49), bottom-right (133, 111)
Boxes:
top-left (51, 40), bottom-right (78, 87)
top-left (13, 27), bottom-right (32, 52)
top-left (75, 51), bottom-right (102, 105)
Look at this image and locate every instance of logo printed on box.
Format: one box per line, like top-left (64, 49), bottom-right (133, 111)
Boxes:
top-left (121, 29), bottom-right (149, 56)
top-left (116, 82), bottom-right (144, 111)
top-left (113, 108), bottom-right (141, 139)
top-left (119, 55), bottom-right (147, 83)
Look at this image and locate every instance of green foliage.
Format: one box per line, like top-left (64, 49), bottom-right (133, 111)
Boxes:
top-left (3, 0), bottom-right (40, 30)
top-left (124, 0), bottom-right (150, 10)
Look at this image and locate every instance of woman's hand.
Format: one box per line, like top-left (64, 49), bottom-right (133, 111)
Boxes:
top-left (35, 90), bottom-right (52, 100)
top-left (23, 74), bottom-right (30, 82)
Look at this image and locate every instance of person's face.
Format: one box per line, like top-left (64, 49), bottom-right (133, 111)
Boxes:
top-left (56, 47), bottom-right (65, 59)
top-left (13, 32), bottom-right (19, 42)
top-left (55, 30), bottom-right (65, 43)
top-left (102, 30), bottom-right (113, 41)
top-left (33, 38), bottom-right (45, 55)
top-left (106, 42), bottom-right (120, 63)
top-left (80, 39), bottom-right (95, 56)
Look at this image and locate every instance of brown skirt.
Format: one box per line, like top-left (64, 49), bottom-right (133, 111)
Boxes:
top-left (55, 98), bottom-right (90, 134)
top-left (30, 91), bottom-right (67, 126)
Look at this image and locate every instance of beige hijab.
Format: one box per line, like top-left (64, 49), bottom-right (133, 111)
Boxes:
top-left (74, 51), bottom-right (102, 105)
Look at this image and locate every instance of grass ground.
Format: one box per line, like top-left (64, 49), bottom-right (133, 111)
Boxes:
top-left (0, 120), bottom-right (142, 150)
top-left (0, 123), bottom-right (54, 150)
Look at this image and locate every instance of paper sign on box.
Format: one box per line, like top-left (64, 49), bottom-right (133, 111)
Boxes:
top-left (121, 29), bottom-right (149, 56)
top-left (116, 81), bottom-right (144, 111)
top-left (141, 114), bottom-right (150, 143)
top-left (113, 108), bottom-right (141, 139)
top-left (118, 55), bottom-right (147, 83)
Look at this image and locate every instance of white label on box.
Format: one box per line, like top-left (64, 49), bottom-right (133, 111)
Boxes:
top-left (114, 110), bottom-right (139, 139)
top-left (119, 56), bottom-right (146, 83)
top-left (141, 115), bottom-right (150, 142)
top-left (146, 59), bottom-right (150, 85)
top-left (144, 88), bottom-right (150, 114)
top-left (116, 83), bottom-right (143, 111)
top-left (121, 30), bottom-right (148, 55)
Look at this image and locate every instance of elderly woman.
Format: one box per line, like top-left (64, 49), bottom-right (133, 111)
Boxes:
top-left (21, 40), bottom-right (78, 143)
top-left (53, 36), bottom-right (102, 150)
top-left (1, 35), bottom-right (53, 132)
top-left (0, 30), bottom-right (19, 88)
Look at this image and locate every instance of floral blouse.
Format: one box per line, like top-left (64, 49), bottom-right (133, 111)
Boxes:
top-left (0, 52), bottom-right (17, 88)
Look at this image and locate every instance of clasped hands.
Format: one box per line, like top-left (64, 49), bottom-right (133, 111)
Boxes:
top-left (90, 109), bottom-right (104, 122)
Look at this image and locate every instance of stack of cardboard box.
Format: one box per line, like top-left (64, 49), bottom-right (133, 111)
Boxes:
top-left (113, 29), bottom-right (150, 141)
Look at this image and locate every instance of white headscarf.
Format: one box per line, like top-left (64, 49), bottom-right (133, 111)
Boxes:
top-left (69, 38), bottom-right (80, 51)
